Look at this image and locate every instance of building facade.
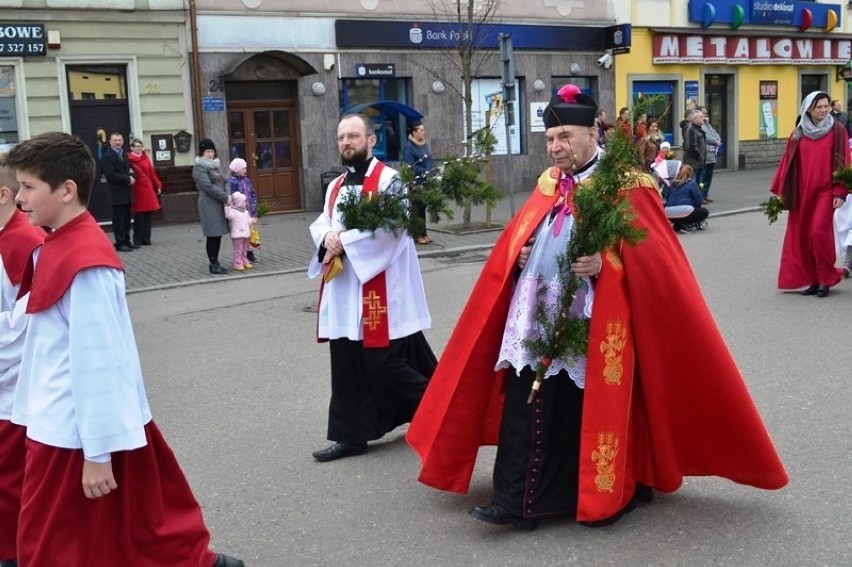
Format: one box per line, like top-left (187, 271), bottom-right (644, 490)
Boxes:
top-left (194, 0), bottom-right (623, 213)
top-left (3, 0), bottom-right (630, 218)
top-left (613, 0), bottom-right (852, 170)
top-left (0, 0), bottom-right (194, 222)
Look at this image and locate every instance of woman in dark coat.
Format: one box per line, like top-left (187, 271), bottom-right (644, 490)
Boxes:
top-left (401, 121), bottom-right (435, 244)
top-left (192, 138), bottom-right (231, 274)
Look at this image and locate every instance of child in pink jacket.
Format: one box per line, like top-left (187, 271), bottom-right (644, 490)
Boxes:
top-left (224, 191), bottom-right (253, 271)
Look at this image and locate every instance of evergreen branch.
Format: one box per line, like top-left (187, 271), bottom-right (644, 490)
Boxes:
top-left (832, 164), bottom-right (852, 193)
top-left (523, 128), bottom-right (646, 403)
top-left (759, 195), bottom-right (784, 225)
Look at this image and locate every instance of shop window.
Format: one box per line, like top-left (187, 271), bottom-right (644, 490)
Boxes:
top-left (801, 74), bottom-right (828, 104)
top-left (339, 78), bottom-right (411, 162)
top-left (468, 77), bottom-right (523, 155)
top-left (632, 81), bottom-right (675, 145)
top-left (0, 66), bottom-right (18, 147)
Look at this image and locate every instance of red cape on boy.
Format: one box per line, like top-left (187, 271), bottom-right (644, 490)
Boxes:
top-left (407, 167), bottom-right (788, 522)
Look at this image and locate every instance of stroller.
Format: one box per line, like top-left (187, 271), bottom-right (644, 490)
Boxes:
top-left (652, 159), bottom-right (709, 233)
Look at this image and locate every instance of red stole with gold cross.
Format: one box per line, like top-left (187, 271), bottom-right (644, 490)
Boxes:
top-left (325, 160), bottom-right (391, 348)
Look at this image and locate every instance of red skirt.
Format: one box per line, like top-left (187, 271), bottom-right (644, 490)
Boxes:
top-left (0, 420), bottom-right (25, 560)
top-left (18, 421), bottom-right (217, 567)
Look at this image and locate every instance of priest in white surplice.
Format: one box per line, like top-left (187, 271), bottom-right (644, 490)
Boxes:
top-left (308, 114), bottom-right (436, 462)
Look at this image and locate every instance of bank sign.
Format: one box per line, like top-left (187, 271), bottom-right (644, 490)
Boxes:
top-left (336, 20), bottom-right (629, 52)
top-left (0, 23), bottom-right (46, 56)
top-left (653, 34), bottom-right (851, 64)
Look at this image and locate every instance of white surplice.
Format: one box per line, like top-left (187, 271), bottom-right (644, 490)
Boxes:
top-left (0, 256), bottom-right (29, 420)
top-left (12, 249), bottom-right (152, 462)
top-left (308, 159), bottom-right (431, 341)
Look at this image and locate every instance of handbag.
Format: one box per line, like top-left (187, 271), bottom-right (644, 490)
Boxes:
top-left (249, 224), bottom-right (261, 249)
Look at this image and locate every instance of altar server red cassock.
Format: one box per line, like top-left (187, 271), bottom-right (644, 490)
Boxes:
top-left (0, 205), bottom-right (45, 563)
top-left (407, 85), bottom-right (788, 527)
top-left (8, 132), bottom-right (243, 567)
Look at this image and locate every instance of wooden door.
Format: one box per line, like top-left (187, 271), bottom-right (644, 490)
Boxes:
top-left (227, 104), bottom-right (301, 212)
top-left (67, 64), bottom-right (131, 222)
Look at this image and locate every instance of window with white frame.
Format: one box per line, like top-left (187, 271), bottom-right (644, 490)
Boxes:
top-left (0, 66), bottom-right (18, 148)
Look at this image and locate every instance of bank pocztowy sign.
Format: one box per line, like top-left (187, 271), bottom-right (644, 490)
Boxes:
top-left (0, 23), bottom-right (47, 56)
top-left (653, 34), bottom-right (852, 64)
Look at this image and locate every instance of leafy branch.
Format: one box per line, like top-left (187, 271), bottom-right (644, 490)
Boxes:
top-left (759, 195), bottom-right (784, 225)
top-left (336, 133), bottom-right (502, 234)
top-left (522, 127), bottom-right (646, 403)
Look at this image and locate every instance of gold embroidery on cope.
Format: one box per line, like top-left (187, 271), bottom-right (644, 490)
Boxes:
top-left (363, 290), bottom-right (387, 330)
top-left (605, 248), bottom-right (623, 270)
top-left (510, 212), bottom-right (535, 252)
top-left (591, 430), bottom-right (620, 493)
top-left (600, 319), bottom-right (626, 386)
top-left (536, 167), bottom-right (559, 196)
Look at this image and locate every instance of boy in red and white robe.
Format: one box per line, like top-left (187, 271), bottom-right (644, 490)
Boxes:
top-left (0, 155), bottom-right (45, 567)
top-left (7, 133), bottom-right (244, 567)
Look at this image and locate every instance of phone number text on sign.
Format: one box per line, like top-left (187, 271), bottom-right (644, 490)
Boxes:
top-left (0, 23), bottom-right (48, 57)
top-left (0, 43), bottom-right (44, 54)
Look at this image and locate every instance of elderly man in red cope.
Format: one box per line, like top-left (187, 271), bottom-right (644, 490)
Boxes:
top-left (407, 84), bottom-right (788, 530)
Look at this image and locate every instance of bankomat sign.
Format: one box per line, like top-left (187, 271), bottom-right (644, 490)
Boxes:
top-left (0, 23), bottom-right (47, 56)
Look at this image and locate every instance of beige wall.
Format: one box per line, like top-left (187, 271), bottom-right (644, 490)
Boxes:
top-left (196, 0), bottom-right (613, 22)
top-left (1, 8), bottom-right (194, 165)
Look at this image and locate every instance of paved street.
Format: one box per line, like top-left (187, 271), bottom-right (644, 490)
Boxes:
top-left (121, 167), bottom-right (775, 292)
top-left (128, 204), bottom-right (852, 566)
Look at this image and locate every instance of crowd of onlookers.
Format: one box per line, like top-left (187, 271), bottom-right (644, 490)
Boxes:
top-left (595, 104), bottom-right (720, 233)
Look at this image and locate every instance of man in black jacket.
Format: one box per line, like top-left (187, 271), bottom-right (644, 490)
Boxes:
top-left (100, 132), bottom-right (136, 251)
top-left (682, 110), bottom-right (707, 192)
top-left (830, 100), bottom-right (849, 135)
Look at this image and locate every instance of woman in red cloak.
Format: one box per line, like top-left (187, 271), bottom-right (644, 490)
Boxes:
top-left (770, 91), bottom-right (849, 297)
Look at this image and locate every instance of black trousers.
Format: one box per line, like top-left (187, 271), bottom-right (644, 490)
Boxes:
top-left (672, 207), bottom-right (709, 229)
top-left (411, 198), bottom-right (427, 238)
top-left (493, 367), bottom-right (584, 519)
top-left (206, 236), bottom-right (222, 264)
top-left (326, 332), bottom-right (436, 443)
top-left (133, 212), bottom-right (153, 245)
top-left (702, 163), bottom-right (716, 196)
top-left (112, 203), bottom-right (132, 247)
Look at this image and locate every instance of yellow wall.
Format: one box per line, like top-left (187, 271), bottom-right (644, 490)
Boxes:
top-left (616, 28), bottom-right (849, 142)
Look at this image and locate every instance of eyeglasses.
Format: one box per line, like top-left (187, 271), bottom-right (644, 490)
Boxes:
top-left (131, 145), bottom-right (143, 149)
top-left (336, 132), bottom-right (367, 142)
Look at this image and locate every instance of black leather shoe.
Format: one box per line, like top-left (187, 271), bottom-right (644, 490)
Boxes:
top-left (209, 262), bottom-right (228, 275)
top-left (131, 242), bottom-right (142, 248)
top-left (469, 502), bottom-right (538, 530)
top-left (816, 285), bottom-right (830, 298)
top-left (580, 500), bottom-right (637, 528)
top-left (312, 441), bottom-right (368, 462)
top-left (801, 284), bottom-right (819, 296)
top-left (634, 483), bottom-right (653, 504)
top-left (213, 554), bottom-right (245, 567)
top-left (116, 244), bottom-right (134, 252)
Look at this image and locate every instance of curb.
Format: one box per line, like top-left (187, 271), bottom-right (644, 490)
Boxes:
top-left (128, 207), bottom-right (762, 295)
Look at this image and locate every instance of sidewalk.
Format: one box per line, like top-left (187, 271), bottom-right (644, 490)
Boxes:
top-left (122, 167), bottom-right (776, 292)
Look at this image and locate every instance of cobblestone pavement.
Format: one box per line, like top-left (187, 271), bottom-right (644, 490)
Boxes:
top-left (121, 167), bottom-right (775, 292)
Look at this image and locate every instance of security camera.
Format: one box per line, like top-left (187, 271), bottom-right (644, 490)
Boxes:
top-left (596, 52), bottom-right (613, 70)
